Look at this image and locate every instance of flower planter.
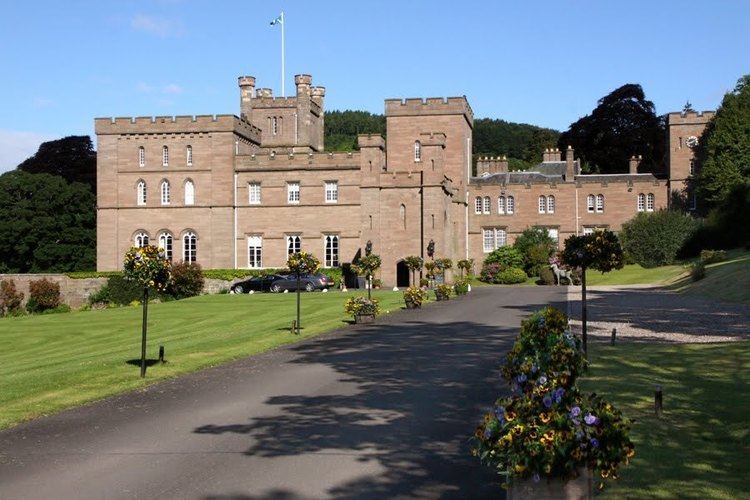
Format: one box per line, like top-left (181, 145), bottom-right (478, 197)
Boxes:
top-left (404, 300), bottom-right (421, 309)
top-left (435, 295), bottom-right (449, 301)
top-left (507, 469), bottom-right (593, 500)
top-left (354, 313), bottom-right (376, 324)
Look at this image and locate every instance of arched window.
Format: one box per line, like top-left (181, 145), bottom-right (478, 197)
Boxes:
top-left (400, 204), bottom-right (406, 229)
top-left (158, 232), bottom-right (173, 261)
top-left (138, 147), bottom-right (145, 167)
top-left (637, 193), bottom-right (645, 212)
top-left (475, 196), bottom-right (482, 214)
top-left (587, 194), bottom-right (595, 213)
top-left (647, 193), bottom-right (655, 212)
top-left (507, 196), bottom-right (515, 214)
top-left (183, 231), bottom-right (197, 262)
top-left (498, 196), bottom-right (506, 214)
top-left (184, 180), bottom-right (195, 205)
top-left (286, 235), bottom-right (301, 256)
top-left (414, 141), bottom-right (422, 162)
top-left (324, 234), bottom-right (339, 267)
top-left (538, 195), bottom-right (546, 214)
top-left (137, 180), bottom-right (147, 206)
top-left (186, 145), bottom-right (193, 166)
top-left (596, 194), bottom-right (604, 213)
top-left (162, 146), bottom-right (169, 167)
top-left (547, 195), bottom-right (555, 214)
top-left (134, 231), bottom-right (149, 248)
top-left (161, 180), bottom-right (170, 205)
top-left (483, 196), bottom-right (491, 214)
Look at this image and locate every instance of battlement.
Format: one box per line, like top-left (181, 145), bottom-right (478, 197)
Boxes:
top-left (358, 134), bottom-right (385, 149)
top-left (667, 110), bottom-right (716, 124)
top-left (236, 150), bottom-right (361, 170)
top-left (249, 96), bottom-right (299, 108)
top-left (94, 114), bottom-right (261, 142)
top-left (384, 96), bottom-right (474, 125)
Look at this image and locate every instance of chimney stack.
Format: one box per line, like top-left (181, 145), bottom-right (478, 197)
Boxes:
top-left (238, 75), bottom-right (256, 120)
top-left (565, 145), bottom-right (576, 182)
top-left (629, 155), bottom-right (642, 174)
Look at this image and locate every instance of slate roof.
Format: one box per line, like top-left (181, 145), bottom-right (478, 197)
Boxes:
top-left (471, 161), bottom-right (660, 185)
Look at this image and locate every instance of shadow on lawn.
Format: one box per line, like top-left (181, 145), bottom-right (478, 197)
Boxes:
top-left (194, 289), bottom-right (565, 499)
top-left (582, 342), bottom-right (750, 497)
top-left (124, 358), bottom-right (163, 368)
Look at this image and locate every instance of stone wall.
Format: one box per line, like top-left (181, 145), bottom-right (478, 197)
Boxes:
top-left (0, 275), bottom-right (107, 309)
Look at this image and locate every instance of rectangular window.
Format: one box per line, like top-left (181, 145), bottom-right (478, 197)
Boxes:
top-left (324, 234), bottom-right (339, 267)
top-left (325, 181), bottom-right (338, 203)
top-left (248, 236), bottom-right (262, 268)
top-left (483, 228), bottom-right (506, 252)
top-left (583, 227), bottom-right (594, 235)
top-left (186, 146), bottom-right (193, 166)
top-left (138, 147), bottom-right (145, 167)
top-left (249, 182), bottom-right (261, 204)
top-left (162, 146), bottom-right (169, 167)
top-left (286, 235), bottom-right (301, 256)
top-left (547, 228), bottom-right (559, 245)
top-left (287, 182), bottom-right (300, 204)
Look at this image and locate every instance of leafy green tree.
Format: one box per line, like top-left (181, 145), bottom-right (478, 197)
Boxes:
top-left (694, 75), bottom-right (750, 209)
top-left (620, 210), bottom-right (700, 268)
top-left (17, 136), bottom-right (97, 192)
top-left (513, 227), bottom-right (557, 276)
top-left (558, 84), bottom-right (665, 174)
top-left (0, 171), bottom-right (96, 272)
top-left (324, 110), bottom-right (386, 151)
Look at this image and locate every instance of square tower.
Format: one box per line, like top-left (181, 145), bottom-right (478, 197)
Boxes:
top-left (667, 110), bottom-right (715, 208)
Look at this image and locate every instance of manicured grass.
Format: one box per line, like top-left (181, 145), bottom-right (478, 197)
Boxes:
top-left (668, 249), bottom-right (750, 304)
top-left (0, 290), bottom-right (407, 430)
top-left (581, 341), bottom-right (750, 499)
top-left (585, 262), bottom-right (688, 286)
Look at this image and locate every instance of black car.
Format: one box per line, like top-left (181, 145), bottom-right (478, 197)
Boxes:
top-left (268, 273), bottom-right (335, 293)
top-left (230, 274), bottom-right (286, 294)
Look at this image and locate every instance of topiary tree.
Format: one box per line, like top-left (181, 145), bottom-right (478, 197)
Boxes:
top-left (457, 258), bottom-right (475, 278)
top-left (123, 245), bottom-right (172, 377)
top-left (404, 255), bottom-right (424, 286)
top-left (353, 253), bottom-right (381, 300)
top-left (287, 251), bottom-right (321, 334)
top-left (561, 231), bottom-right (624, 355)
top-left (435, 258), bottom-right (453, 282)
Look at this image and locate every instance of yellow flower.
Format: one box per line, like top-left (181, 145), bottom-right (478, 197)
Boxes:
top-left (514, 464), bottom-right (526, 473)
top-left (505, 411), bottom-right (516, 422)
top-left (539, 412), bottom-right (551, 423)
top-left (626, 448), bottom-right (635, 458)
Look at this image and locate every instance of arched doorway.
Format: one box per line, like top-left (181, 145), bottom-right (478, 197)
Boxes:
top-left (396, 260), bottom-right (410, 288)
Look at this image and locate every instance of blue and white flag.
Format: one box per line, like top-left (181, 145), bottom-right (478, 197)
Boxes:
top-left (269, 14), bottom-right (282, 26)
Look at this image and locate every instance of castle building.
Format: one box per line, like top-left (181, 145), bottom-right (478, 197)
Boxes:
top-left (95, 74), bottom-right (710, 285)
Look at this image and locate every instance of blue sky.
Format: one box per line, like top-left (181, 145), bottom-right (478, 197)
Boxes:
top-left (1, 0), bottom-right (748, 171)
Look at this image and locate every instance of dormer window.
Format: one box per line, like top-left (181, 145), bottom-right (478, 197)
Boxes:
top-left (414, 141), bottom-right (422, 162)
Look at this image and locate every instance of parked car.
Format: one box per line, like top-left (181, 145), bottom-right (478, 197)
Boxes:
top-left (268, 273), bottom-right (335, 293)
top-left (230, 274), bottom-right (287, 294)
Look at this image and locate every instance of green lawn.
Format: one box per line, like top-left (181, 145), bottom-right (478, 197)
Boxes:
top-left (0, 290), bottom-right (407, 430)
top-left (668, 249), bottom-right (750, 304)
top-left (581, 341), bottom-right (750, 499)
top-left (585, 262), bottom-right (688, 286)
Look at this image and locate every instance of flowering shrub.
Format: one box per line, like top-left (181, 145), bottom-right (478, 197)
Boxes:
top-left (484, 247), bottom-right (524, 269)
top-left (435, 283), bottom-right (452, 300)
top-left (454, 278), bottom-right (469, 295)
top-left (481, 264), bottom-right (528, 284)
top-left (473, 307), bottom-right (633, 491)
top-left (403, 286), bottom-right (428, 308)
top-left (123, 245), bottom-right (171, 291)
top-left (26, 278), bottom-right (61, 313)
top-left (287, 251), bottom-right (321, 275)
top-left (0, 279), bottom-right (24, 316)
top-left (344, 296), bottom-right (380, 317)
top-left (168, 262), bottom-right (205, 299)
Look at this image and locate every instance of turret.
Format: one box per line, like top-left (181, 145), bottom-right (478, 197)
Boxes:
top-left (238, 75), bottom-right (256, 121)
top-left (295, 74), bottom-right (312, 97)
top-left (629, 155), bottom-right (642, 174)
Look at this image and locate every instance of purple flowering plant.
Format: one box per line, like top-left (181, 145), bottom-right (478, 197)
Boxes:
top-left (473, 307), bottom-right (634, 491)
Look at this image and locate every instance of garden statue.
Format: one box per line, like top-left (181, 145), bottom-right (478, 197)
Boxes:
top-left (550, 262), bottom-right (573, 285)
top-left (427, 239), bottom-right (435, 259)
top-left (365, 239), bottom-right (373, 256)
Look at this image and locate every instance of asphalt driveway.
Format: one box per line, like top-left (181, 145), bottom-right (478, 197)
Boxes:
top-left (0, 286), bottom-right (565, 499)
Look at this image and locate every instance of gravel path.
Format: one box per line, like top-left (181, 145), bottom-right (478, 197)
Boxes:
top-left (567, 285), bottom-right (750, 343)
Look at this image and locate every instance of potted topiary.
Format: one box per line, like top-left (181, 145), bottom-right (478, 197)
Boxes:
top-left (403, 286), bottom-right (428, 309)
top-left (454, 278), bottom-right (469, 296)
top-left (424, 261), bottom-right (438, 287)
top-left (435, 283), bottom-right (452, 301)
top-left (344, 296), bottom-right (380, 324)
top-left (472, 307), bottom-right (634, 498)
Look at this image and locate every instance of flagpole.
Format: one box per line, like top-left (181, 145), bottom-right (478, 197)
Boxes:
top-left (281, 11), bottom-right (285, 97)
